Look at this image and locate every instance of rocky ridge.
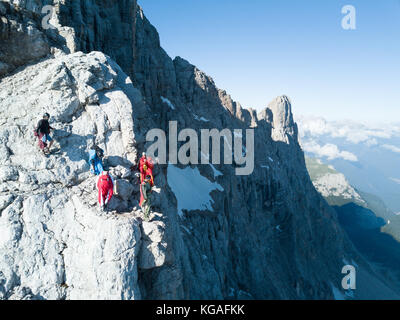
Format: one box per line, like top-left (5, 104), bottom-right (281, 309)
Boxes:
top-left (0, 0), bottom-right (399, 300)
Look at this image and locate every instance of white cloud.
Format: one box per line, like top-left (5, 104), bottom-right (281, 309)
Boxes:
top-left (365, 138), bottom-right (378, 147)
top-left (297, 115), bottom-right (400, 145)
top-left (302, 141), bottom-right (358, 162)
top-left (296, 116), bottom-right (330, 136)
top-left (390, 177), bottom-right (400, 184)
top-left (382, 144), bottom-right (400, 154)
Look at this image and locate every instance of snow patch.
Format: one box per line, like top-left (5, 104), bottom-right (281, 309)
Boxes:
top-left (194, 114), bottom-right (209, 122)
top-left (167, 164), bottom-right (224, 217)
top-left (200, 152), bottom-right (223, 178)
top-left (210, 164), bottom-right (223, 178)
top-left (161, 96), bottom-right (176, 110)
top-left (181, 225), bottom-right (192, 235)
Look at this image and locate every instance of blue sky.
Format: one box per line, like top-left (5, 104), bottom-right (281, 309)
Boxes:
top-left (139, 1), bottom-right (400, 124)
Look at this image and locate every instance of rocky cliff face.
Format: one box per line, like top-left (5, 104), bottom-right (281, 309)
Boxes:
top-left (1, 0), bottom-right (399, 300)
top-left (0, 0), bottom-right (138, 77)
top-left (305, 158), bottom-right (366, 207)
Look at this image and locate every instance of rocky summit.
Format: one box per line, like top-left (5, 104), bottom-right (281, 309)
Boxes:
top-left (0, 0), bottom-right (399, 300)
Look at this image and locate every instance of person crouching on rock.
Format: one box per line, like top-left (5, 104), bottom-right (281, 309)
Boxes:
top-left (89, 145), bottom-right (105, 176)
top-left (140, 175), bottom-right (153, 221)
top-left (34, 113), bottom-right (55, 154)
top-left (139, 152), bottom-right (154, 185)
top-left (97, 171), bottom-right (114, 212)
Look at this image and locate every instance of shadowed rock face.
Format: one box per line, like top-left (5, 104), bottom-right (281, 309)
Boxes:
top-left (0, 1), bottom-right (50, 76)
top-left (0, 0), bottom-right (137, 77)
top-left (1, 1), bottom-right (399, 300)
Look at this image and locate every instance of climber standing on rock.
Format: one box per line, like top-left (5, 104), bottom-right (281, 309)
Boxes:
top-left (140, 175), bottom-right (153, 221)
top-left (97, 171), bottom-right (114, 212)
top-left (89, 145), bottom-right (105, 176)
top-left (34, 113), bottom-right (55, 155)
top-left (139, 152), bottom-right (154, 185)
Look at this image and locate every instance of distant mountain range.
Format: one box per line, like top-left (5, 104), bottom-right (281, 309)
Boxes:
top-left (298, 116), bottom-right (400, 213)
top-left (306, 156), bottom-right (400, 290)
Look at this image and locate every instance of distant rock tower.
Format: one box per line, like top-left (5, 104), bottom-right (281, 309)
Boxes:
top-left (266, 95), bottom-right (298, 144)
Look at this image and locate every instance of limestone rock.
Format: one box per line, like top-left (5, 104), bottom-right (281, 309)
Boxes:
top-left (0, 51), bottom-right (144, 300)
top-left (0, 0), bottom-right (398, 301)
top-left (139, 221), bottom-right (167, 270)
top-left (0, 1), bottom-right (50, 77)
top-left (115, 179), bottom-right (135, 202)
top-left (265, 95), bottom-right (298, 144)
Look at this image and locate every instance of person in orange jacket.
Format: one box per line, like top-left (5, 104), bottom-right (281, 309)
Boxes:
top-left (139, 152), bottom-right (154, 185)
top-left (97, 171), bottom-right (114, 211)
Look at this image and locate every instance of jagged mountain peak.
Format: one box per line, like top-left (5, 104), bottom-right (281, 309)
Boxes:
top-left (1, 0), bottom-right (399, 300)
top-left (267, 95), bottom-right (295, 127)
top-left (257, 95), bottom-right (298, 144)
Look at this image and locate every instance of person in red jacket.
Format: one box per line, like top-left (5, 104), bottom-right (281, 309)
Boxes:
top-left (97, 171), bottom-right (114, 211)
top-left (139, 152), bottom-right (154, 185)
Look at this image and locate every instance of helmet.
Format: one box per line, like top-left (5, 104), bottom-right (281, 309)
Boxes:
top-left (95, 146), bottom-right (104, 158)
top-left (43, 113), bottom-right (50, 118)
top-left (142, 152), bottom-right (146, 157)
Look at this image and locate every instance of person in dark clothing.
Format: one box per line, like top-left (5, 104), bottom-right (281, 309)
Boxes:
top-left (35, 113), bottom-right (55, 153)
top-left (140, 175), bottom-right (153, 221)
